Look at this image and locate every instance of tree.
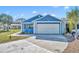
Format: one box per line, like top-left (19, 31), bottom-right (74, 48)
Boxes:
top-left (66, 7), bottom-right (79, 32)
top-left (0, 14), bottom-right (13, 24)
top-left (72, 7), bottom-right (79, 31)
top-left (66, 11), bottom-right (74, 32)
top-left (0, 13), bottom-right (13, 31)
top-left (15, 18), bottom-right (26, 24)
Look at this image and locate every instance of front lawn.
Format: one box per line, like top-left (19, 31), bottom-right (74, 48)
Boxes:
top-left (0, 29), bottom-right (28, 43)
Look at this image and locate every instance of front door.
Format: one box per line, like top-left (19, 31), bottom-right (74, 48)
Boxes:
top-left (28, 24), bottom-right (33, 34)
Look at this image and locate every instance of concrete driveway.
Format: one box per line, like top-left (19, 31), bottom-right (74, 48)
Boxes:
top-left (26, 35), bottom-right (68, 53)
top-left (0, 33), bottom-right (68, 53)
top-left (0, 39), bottom-right (51, 53)
top-left (36, 35), bottom-right (68, 42)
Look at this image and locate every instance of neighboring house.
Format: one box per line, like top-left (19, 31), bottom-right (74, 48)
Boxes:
top-left (10, 24), bottom-right (21, 29)
top-left (10, 18), bottom-right (25, 29)
top-left (0, 24), bottom-right (9, 31)
top-left (0, 25), bottom-right (4, 31)
top-left (21, 14), bottom-right (66, 34)
top-left (61, 18), bottom-right (69, 33)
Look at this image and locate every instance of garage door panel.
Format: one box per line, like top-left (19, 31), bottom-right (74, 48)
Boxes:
top-left (36, 24), bottom-right (59, 34)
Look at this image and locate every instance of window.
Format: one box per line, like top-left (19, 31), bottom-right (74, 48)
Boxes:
top-left (28, 24), bottom-right (33, 29)
top-left (24, 24), bottom-right (33, 29)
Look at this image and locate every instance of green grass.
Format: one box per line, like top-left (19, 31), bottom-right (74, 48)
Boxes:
top-left (0, 29), bottom-right (28, 43)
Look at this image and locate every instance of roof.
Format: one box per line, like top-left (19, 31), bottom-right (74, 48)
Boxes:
top-left (23, 14), bottom-right (43, 22)
top-left (37, 15), bottom-right (60, 21)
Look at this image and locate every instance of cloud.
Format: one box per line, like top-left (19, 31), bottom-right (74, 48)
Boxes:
top-left (51, 14), bottom-right (56, 17)
top-left (43, 13), bottom-right (48, 15)
top-left (43, 13), bottom-right (56, 17)
top-left (64, 6), bottom-right (69, 9)
top-left (32, 11), bottom-right (37, 14)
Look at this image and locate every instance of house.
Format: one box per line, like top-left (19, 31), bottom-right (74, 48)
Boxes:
top-left (0, 24), bottom-right (10, 31)
top-left (10, 18), bottom-right (26, 29)
top-left (10, 21), bottom-right (22, 29)
top-left (0, 25), bottom-right (4, 31)
top-left (21, 14), bottom-right (66, 34)
top-left (10, 23), bottom-right (21, 29)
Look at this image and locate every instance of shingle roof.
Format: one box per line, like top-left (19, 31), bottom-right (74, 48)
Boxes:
top-left (37, 15), bottom-right (60, 21)
top-left (23, 14), bottom-right (43, 22)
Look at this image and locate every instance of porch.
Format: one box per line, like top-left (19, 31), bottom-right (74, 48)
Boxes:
top-left (21, 23), bottom-right (33, 34)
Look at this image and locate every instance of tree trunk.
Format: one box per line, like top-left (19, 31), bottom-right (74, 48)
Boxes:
top-left (75, 23), bottom-right (77, 31)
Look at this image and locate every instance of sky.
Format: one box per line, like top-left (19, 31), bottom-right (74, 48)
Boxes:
top-left (0, 6), bottom-right (77, 21)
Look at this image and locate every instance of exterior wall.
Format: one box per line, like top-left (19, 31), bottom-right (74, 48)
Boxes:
top-left (60, 21), bottom-right (66, 34)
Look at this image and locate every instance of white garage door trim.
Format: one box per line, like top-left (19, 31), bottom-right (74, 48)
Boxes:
top-left (35, 23), bottom-right (60, 34)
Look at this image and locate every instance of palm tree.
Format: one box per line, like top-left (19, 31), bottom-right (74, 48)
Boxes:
top-left (66, 11), bottom-right (74, 32)
top-left (66, 7), bottom-right (79, 32)
top-left (72, 7), bottom-right (79, 31)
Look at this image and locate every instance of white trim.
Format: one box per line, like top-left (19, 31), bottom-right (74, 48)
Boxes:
top-left (23, 22), bottom-right (33, 24)
top-left (36, 21), bottom-right (60, 22)
top-left (23, 20), bottom-right (60, 24)
top-left (33, 21), bottom-right (37, 34)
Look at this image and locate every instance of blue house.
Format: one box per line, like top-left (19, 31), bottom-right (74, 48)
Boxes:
top-left (21, 14), bottom-right (66, 34)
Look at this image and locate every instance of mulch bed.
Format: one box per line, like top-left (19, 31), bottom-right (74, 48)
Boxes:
top-left (63, 39), bottom-right (79, 53)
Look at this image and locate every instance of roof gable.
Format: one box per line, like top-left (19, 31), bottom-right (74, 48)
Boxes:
top-left (24, 14), bottom-right (43, 22)
top-left (37, 15), bottom-right (60, 21)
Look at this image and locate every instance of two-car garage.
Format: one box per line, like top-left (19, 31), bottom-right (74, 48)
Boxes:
top-left (35, 22), bottom-right (61, 34)
top-left (34, 15), bottom-right (65, 35)
top-left (22, 15), bottom-right (65, 35)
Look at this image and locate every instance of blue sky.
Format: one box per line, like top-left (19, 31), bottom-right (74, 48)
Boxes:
top-left (0, 6), bottom-right (77, 21)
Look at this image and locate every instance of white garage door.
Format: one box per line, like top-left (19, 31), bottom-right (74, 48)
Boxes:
top-left (36, 23), bottom-right (60, 34)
